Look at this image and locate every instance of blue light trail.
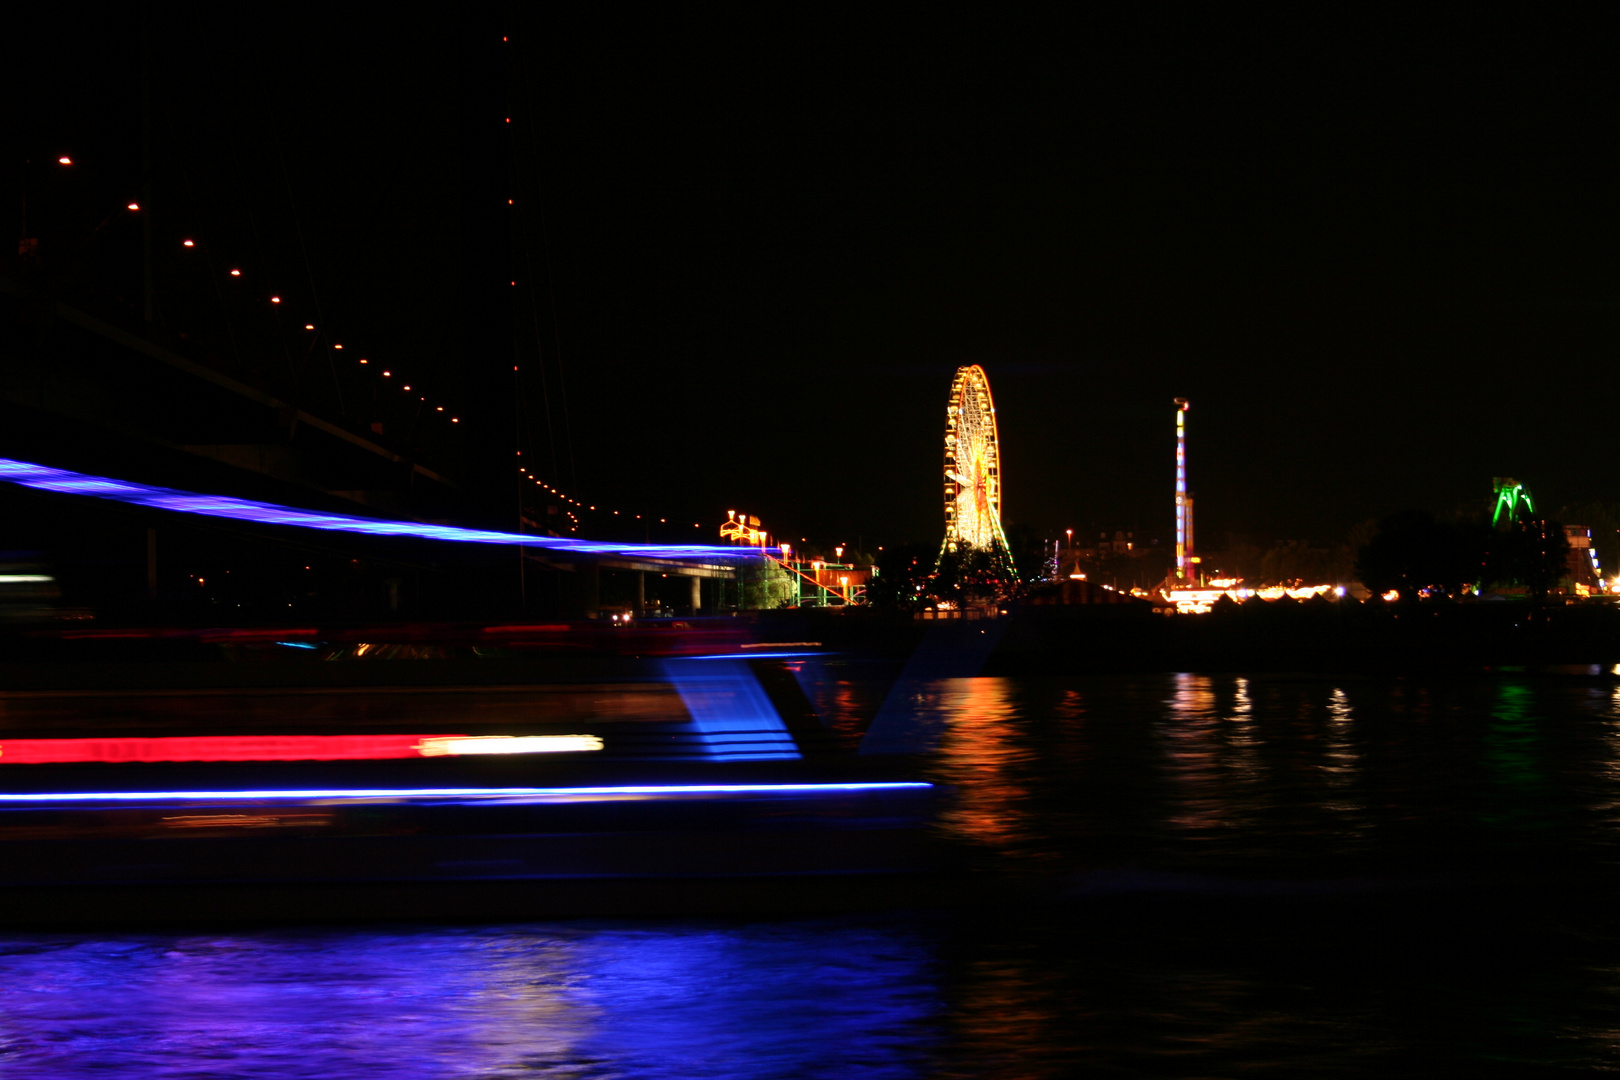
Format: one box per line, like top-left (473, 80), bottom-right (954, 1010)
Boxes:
top-left (0, 458), bottom-right (770, 560)
top-left (0, 782), bottom-right (934, 804)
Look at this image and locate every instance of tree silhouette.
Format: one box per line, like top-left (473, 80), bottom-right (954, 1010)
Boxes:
top-left (1481, 516), bottom-right (1569, 603)
top-left (1354, 510), bottom-right (1483, 599)
top-left (865, 544), bottom-right (933, 613)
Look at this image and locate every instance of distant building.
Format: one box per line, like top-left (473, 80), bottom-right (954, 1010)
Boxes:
top-left (1564, 525), bottom-right (1604, 595)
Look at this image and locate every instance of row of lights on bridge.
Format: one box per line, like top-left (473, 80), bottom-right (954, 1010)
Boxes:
top-left (52, 75), bottom-right (701, 548)
top-left (44, 154), bottom-right (462, 429)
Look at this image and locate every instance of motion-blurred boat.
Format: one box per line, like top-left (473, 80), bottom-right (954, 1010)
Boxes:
top-left (0, 620), bottom-right (947, 922)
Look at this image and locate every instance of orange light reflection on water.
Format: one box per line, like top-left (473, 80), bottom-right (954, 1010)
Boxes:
top-left (930, 677), bottom-right (1037, 854)
top-left (1156, 673), bottom-right (1266, 839)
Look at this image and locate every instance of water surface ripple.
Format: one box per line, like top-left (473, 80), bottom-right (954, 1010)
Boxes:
top-left (7, 673), bottom-right (1620, 1077)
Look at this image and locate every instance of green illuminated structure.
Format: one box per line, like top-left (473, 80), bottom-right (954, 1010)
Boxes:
top-left (1492, 478), bottom-right (1536, 529)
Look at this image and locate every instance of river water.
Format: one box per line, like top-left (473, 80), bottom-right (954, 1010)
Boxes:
top-left (5, 671), bottom-right (1620, 1077)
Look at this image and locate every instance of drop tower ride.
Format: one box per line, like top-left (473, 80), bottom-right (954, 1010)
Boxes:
top-left (1174, 398), bottom-right (1194, 582)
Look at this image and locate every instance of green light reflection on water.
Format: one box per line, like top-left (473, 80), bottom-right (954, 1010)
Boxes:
top-left (1480, 680), bottom-right (1549, 831)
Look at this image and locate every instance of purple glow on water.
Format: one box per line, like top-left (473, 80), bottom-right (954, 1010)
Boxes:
top-left (0, 922), bottom-right (938, 1078)
top-left (0, 458), bottom-right (772, 560)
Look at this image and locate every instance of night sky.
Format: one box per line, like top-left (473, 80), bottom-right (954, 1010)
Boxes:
top-left (13, 6), bottom-right (1618, 552)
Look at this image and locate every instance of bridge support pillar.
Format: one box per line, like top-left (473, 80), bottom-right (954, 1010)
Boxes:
top-left (635, 571), bottom-right (646, 616)
top-left (584, 565), bottom-right (601, 615)
top-left (690, 575), bottom-right (701, 614)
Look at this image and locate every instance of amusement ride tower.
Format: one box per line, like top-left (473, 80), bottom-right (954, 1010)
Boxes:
top-left (1174, 398), bottom-right (1194, 581)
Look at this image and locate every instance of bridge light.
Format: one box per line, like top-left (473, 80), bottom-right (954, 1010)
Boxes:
top-left (229, 269), bottom-right (241, 277)
top-left (183, 239), bottom-right (195, 247)
top-left (58, 156), bottom-right (73, 165)
top-left (269, 296), bottom-right (281, 303)
top-left (127, 202), bottom-right (140, 211)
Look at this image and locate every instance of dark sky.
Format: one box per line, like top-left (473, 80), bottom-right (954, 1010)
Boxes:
top-left (14, 5), bottom-right (1619, 551)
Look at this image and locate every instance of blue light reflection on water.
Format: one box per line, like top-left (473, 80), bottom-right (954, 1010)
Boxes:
top-left (12, 675), bottom-right (1620, 1075)
top-left (0, 921), bottom-right (940, 1079)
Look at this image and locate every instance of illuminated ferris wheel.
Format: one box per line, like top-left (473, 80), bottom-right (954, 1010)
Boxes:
top-left (943, 364), bottom-right (1011, 556)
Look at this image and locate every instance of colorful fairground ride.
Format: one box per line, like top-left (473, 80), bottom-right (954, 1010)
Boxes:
top-left (941, 365), bottom-right (1015, 581)
top-left (720, 511), bottom-right (870, 608)
top-left (1492, 478), bottom-right (1612, 599)
top-left (1491, 477), bottom-right (1538, 530)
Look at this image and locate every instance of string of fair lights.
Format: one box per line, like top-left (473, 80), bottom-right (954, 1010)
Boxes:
top-left (40, 33), bottom-right (718, 543)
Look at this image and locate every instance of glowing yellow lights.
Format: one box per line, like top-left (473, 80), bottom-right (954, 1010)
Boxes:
top-left (436, 406), bottom-right (443, 411)
top-left (126, 202), bottom-right (140, 211)
top-left (417, 735), bottom-right (603, 756)
top-left (269, 296), bottom-right (281, 303)
top-left (721, 513), bottom-right (770, 546)
top-left (229, 269), bottom-right (241, 277)
top-left (182, 239), bottom-right (195, 247)
top-left (451, 418), bottom-right (459, 423)
top-left (507, 199), bottom-right (514, 205)
top-left (381, 371), bottom-right (391, 377)
top-left (359, 359), bottom-right (367, 364)
top-left (402, 384), bottom-right (411, 390)
top-left (333, 344), bottom-right (343, 350)
top-left (304, 324), bottom-right (314, 330)
top-left (943, 364), bottom-right (1008, 556)
top-left (57, 156), bottom-right (72, 165)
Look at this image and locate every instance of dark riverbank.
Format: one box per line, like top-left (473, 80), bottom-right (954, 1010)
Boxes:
top-left (765, 599), bottom-right (1620, 676)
